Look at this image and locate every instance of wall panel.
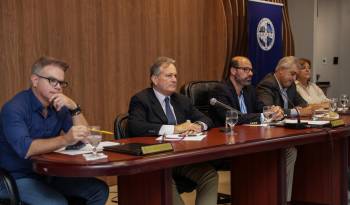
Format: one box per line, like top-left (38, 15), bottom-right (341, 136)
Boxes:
top-left (0, 0), bottom-right (227, 134)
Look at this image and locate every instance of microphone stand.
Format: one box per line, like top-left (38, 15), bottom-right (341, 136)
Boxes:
top-left (280, 90), bottom-right (307, 129)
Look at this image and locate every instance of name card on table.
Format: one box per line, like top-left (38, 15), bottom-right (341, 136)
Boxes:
top-left (330, 119), bottom-right (345, 128)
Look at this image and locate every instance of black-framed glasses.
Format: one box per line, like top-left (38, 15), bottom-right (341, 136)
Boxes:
top-left (235, 67), bottom-right (254, 73)
top-left (35, 74), bottom-right (69, 88)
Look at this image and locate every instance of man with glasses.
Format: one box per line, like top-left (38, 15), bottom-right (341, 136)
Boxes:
top-left (0, 56), bottom-right (109, 205)
top-left (209, 56), bottom-right (284, 126)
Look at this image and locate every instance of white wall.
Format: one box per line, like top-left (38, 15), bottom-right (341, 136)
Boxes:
top-left (338, 0), bottom-right (350, 97)
top-left (288, 0), bottom-right (315, 64)
top-left (288, 0), bottom-right (350, 98)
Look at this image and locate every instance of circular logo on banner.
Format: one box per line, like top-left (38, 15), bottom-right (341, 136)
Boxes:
top-left (256, 18), bottom-right (275, 51)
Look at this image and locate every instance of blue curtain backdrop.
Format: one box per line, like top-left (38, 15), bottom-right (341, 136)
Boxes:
top-left (248, 0), bottom-right (283, 85)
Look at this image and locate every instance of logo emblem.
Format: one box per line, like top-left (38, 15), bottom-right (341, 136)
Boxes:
top-left (256, 18), bottom-right (275, 51)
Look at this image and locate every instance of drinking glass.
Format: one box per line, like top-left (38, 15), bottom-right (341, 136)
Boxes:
top-left (263, 106), bottom-right (274, 127)
top-left (87, 126), bottom-right (102, 157)
top-left (339, 94), bottom-right (349, 111)
top-left (329, 98), bottom-right (338, 112)
top-left (225, 110), bottom-right (238, 144)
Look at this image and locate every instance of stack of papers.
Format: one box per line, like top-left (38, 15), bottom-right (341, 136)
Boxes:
top-left (156, 134), bottom-right (206, 141)
top-left (55, 141), bottom-right (120, 155)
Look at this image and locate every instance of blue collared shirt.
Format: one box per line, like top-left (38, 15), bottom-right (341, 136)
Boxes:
top-left (0, 89), bottom-right (72, 179)
top-left (237, 90), bottom-right (265, 123)
top-left (237, 91), bottom-right (247, 114)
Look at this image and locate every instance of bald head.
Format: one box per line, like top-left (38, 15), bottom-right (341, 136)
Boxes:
top-left (229, 56), bottom-right (251, 69)
top-left (226, 56), bottom-right (254, 91)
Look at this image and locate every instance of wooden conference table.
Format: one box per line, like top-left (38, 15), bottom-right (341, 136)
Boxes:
top-left (32, 115), bottom-right (350, 205)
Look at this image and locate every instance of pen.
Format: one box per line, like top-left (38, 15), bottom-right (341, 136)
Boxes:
top-left (89, 128), bottom-right (114, 135)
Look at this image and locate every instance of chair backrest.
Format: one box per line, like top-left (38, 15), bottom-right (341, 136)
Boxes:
top-left (0, 167), bottom-right (21, 205)
top-left (113, 113), bottom-right (129, 139)
top-left (180, 81), bottom-right (220, 116)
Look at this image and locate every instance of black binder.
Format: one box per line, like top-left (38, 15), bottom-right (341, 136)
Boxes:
top-left (103, 143), bottom-right (149, 156)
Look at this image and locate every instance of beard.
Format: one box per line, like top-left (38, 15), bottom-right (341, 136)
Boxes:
top-left (235, 76), bottom-right (252, 86)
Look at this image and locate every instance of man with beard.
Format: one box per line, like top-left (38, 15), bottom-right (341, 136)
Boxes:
top-left (209, 56), bottom-right (284, 126)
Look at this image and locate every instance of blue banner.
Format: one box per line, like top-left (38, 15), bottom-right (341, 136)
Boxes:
top-left (247, 0), bottom-right (283, 85)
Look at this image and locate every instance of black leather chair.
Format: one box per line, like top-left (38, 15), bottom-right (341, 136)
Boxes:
top-left (0, 167), bottom-right (21, 205)
top-left (114, 113), bottom-right (129, 139)
top-left (0, 167), bottom-right (86, 205)
top-left (180, 80), bottom-right (232, 204)
top-left (180, 80), bottom-right (221, 117)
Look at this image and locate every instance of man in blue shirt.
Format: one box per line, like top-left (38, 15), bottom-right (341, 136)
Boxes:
top-left (0, 56), bottom-right (109, 205)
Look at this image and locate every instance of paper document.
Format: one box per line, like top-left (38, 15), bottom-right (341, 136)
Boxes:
top-left (242, 123), bottom-right (268, 127)
top-left (156, 134), bottom-right (206, 141)
top-left (284, 119), bottom-right (330, 125)
top-left (55, 141), bottom-right (120, 155)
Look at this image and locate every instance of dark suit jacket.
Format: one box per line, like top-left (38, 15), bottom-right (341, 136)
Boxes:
top-left (127, 88), bottom-right (214, 137)
top-left (209, 80), bottom-right (264, 126)
top-left (256, 73), bottom-right (307, 116)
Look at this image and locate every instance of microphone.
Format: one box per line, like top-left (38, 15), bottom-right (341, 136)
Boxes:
top-left (280, 91), bottom-right (307, 129)
top-left (209, 98), bottom-right (242, 115)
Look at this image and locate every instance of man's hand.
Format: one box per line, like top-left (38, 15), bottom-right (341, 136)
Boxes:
top-left (183, 123), bottom-right (202, 135)
top-left (298, 106), bottom-right (314, 117)
top-left (309, 102), bottom-right (330, 110)
top-left (62, 125), bottom-right (89, 146)
top-left (271, 105), bottom-right (284, 121)
top-left (50, 93), bottom-right (77, 111)
top-left (174, 121), bottom-right (202, 134)
top-left (174, 121), bottom-right (192, 134)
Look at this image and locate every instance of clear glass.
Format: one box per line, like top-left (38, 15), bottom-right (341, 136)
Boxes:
top-left (329, 98), bottom-right (338, 112)
top-left (339, 94), bottom-right (349, 111)
top-left (312, 109), bottom-right (327, 121)
top-left (87, 126), bottom-right (102, 157)
top-left (225, 110), bottom-right (238, 144)
top-left (263, 106), bottom-right (274, 127)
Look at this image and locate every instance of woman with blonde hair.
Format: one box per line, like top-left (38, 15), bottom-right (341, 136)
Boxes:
top-left (295, 58), bottom-right (329, 107)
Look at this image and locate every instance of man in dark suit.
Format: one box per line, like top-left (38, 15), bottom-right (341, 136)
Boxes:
top-left (209, 56), bottom-right (283, 126)
top-left (256, 56), bottom-right (313, 204)
top-left (127, 57), bottom-right (218, 205)
top-left (256, 56), bottom-right (311, 117)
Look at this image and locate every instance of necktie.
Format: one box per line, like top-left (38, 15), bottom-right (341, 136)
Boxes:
top-left (165, 97), bottom-right (176, 125)
top-left (281, 89), bottom-right (289, 109)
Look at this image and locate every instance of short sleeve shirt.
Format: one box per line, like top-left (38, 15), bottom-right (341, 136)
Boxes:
top-left (0, 89), bottom-right (72, 179)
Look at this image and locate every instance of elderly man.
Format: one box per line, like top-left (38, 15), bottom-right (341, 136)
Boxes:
top-left (256, 56), bottom-right (311, 117)
top-left (256, 56), bottom-right (313, 204)
top-left (0, 56), bottom-right (109, 205)
top-left (127, 56), bottom-right (218, 205)
top-left (210, 56), bottom-right (283, 126)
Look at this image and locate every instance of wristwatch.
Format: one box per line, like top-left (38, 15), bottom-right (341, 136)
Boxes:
top-left (69, 104), bottom-right (82, 116)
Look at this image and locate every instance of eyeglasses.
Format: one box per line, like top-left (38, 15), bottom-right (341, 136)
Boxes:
top-left (235, 67), bottom-right (254, 73)
top-left (35, 74), bottom-right (69, 88)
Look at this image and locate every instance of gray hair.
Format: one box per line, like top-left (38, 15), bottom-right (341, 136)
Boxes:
top-left (32, 56), bottom-right (69, 74)
top-left (149, 56), bottom-right (176, 77)
top-left (275, 56), bottom-right (300, 71)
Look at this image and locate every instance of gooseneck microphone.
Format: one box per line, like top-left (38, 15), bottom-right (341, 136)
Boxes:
top-left (209, 98), bottom-right (242, 115)
top-left (280, 91), bottom-right (307, 129)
